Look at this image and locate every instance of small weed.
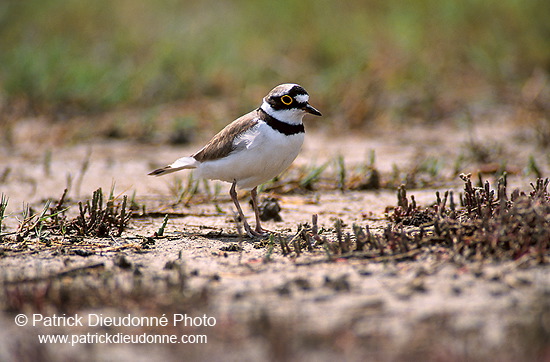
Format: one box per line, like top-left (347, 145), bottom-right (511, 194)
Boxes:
top-left (16, 200), bottom-right (70, 241)
top-left (337, 154), bottom-right (346, 192)
top-left (277, 175), bottom-right (549, 264)
top-left (173, 173), bottom-right (199, 205)
top-left (299, 162), bottom-right (330, 190)
top-left (155, 214), bottom-right (169, 237)
top-left (71, 188), bottom-right (131, 237)
top-left (526, 155), bottom-right (543, 178)
top-left (129, 190), bottom-right (142, 212)
top-left (388, 185), bottom-right (435, 226)
top-left (2, 187), bottom-right (133, 246)
top-left (0, 194), bottom-right (8, 240)
top-left (202, 179), bottom-right (223, 212)
top-left (417, 157), bottom-right (444, 178)
top-left (74, 148), bottom-right (92, 197)
top-left (349, 150), bottom-right (381, 190)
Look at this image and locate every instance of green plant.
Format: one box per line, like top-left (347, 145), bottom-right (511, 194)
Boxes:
top-left (156, 214), bottom-right (169, 237)
top-left (0, 194), bottom-right (8, 240)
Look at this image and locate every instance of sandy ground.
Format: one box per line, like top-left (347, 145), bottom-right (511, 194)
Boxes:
top-left (0, 118), bottom-right (549, 361)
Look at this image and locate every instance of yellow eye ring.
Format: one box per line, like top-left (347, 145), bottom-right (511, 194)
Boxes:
top-left (281, 95), bottom-right (293, 105)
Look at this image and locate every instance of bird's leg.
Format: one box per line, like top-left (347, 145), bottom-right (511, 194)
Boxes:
top-left (230, 180), bottom-right (258, 237)
top-left (250, 187), bottom-right (269, 235)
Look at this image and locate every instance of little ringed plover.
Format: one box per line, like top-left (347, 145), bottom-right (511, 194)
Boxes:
top-left (149, 83), bottom-right (322, 237)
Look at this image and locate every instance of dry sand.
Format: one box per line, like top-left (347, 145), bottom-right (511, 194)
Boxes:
top-left (0, 118), bottom-right (548, 361)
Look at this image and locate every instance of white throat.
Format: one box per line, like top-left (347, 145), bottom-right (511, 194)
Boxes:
top-left (261, 101), bottom-right (305, 125)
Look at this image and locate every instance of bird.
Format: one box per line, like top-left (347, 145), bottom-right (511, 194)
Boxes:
top-left (149, 83), bottom-right (322, 237)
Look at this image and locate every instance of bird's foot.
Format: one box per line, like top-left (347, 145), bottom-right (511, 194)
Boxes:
top-left (243, 224), bottom-right (270, 238)
top-left (255, 226), bottom-right (272, 237)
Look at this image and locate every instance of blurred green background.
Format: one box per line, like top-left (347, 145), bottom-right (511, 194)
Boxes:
top-left (1, 0), bottom-right (549, 136)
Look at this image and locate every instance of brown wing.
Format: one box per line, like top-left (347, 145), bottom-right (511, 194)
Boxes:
top-left (193, 110), bottom-right (259, 162)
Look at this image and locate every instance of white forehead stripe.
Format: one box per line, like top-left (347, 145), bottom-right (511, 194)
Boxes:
top-left (295, 94), bottom-right (309, 103)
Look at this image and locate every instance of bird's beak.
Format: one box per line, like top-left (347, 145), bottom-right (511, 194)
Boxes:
top-left (303, 103), bottom-right (322, 116)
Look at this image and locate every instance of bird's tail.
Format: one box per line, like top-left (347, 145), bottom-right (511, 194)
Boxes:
top-left (148, 156), bottom-right (198, 176)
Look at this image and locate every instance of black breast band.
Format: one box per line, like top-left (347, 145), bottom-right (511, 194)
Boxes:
top-left (258, 108), bottom-right (305, 136)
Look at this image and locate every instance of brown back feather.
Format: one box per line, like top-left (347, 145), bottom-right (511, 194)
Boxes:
top-left (193, 110), bottom-right (259, 162)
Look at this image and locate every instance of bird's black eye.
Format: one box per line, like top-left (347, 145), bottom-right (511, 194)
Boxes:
top-left (280, 95), bottom-right (293, 105)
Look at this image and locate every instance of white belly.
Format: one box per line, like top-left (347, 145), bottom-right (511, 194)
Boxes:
top-left (195, 123), bottom-right (304, 190)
